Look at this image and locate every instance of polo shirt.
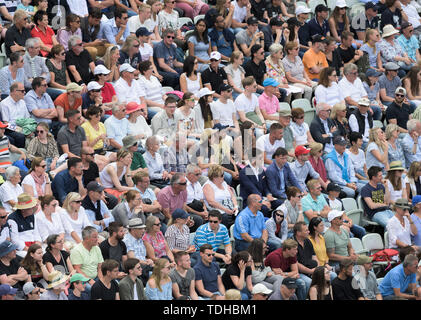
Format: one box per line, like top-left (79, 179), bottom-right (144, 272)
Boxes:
top-left (70, 243), bottom-right (104, 280)
top-left (134, 186), bottom-right (157, 203)
top-left (379, 264), bottom-right (417, 297)
top-left (194, 259), bottom-right (221, 294)
top-left (352, 15), bottom-right (379, 32)
top-left (194, 222), bottom-right (230, 252)
top-left (24, 90), bottom-right (55, 124)
top-left (51, 169), bottom-right (81, 204)
top-left (243, 59), bottom-right (266, 86)
top-left (307, 18), bottom-right (330, 38)
top-left (385, 102), bottom-right (411, 130)
top-left (258, 92), bottom-right (279, 114)
top-left (0, 95), bottom-right (29, 126)
top-left (54, 92), bottom-right (83, 114)
top-left (294, 237), bottom-right (317, 270)
top-left (156, 185), bottom-right (187, 214)
top-left (65, 49), bottom-right (94, 85)
top-left (104, 115), bottom-right (129, 146)
top-left (201, 65), bottom-right (227, 94)
top-left (56, 124), bottom-right (87, 157)
top-left (81, 92), bottom-right (95, 111)
top-left (4, 25), bottom-right (31, 57)
top-left (30, 25), bottom-right (55, 57)
top-left (264, 248), bottom-right (297, 271)
top-left (324, 227), bottom-right (350, 257)
top-left (113, 77), bottom-right (145, 104)
top-left (301, 193), bottom-right (328, 224)
top-left (338, 77), bottom-right (367, 102)
top-left (233, 206), bottom-right (266, 240)
top-left (131, 152), bottom-right (147, 171)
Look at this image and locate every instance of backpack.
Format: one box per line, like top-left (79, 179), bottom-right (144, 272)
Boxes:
top-left (370, 249), bottom-right (399, 270)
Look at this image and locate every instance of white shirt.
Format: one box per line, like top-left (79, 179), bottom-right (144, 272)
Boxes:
top-left (234, 93), bottom-right (259, 116)
top-left (59, 207), bottom-right (92, 242)
top-left (0, 96), bottom-right (30, 126)
top-left (290, 122), bottom-right (310, 146)
top-left (256, 134), bottom-right (285, 159)
top-left (35, 210), bottom-right (65, 242)
top-left (338, 77), bottom-right (368, 102)
top-left (386, 179), bottom-right (405, 203)
top-left (128, 16), bottom-right (155, 33)
top-left (128, 115), bottom-right (152, 145)
top-left (402, 3), bottom-right (421, 28)
top-left (66, 0), bottom-right (88, 16)
top-left (187, 179), bottom-right (204, 204)
top-left (232, 0), bottom-right (247, 23)
top-left (138, 42), bottom-right (154, 62)
top-left (137, 75), bottom-right (163, 105)
top-left (22, 174), bottom-right (46, 198)
top-left (0, 181), bottom-right (23, 213)
top-left (386, 215), bottom-right (414, 248)
top-left (114, 77), bottom-right (146, 104)
top-left (349, 112), bottom-right (370, 142)
top-left (210, 99), bottom-right (236, 126)
top-left (314, 82), bottom-right (344, 107)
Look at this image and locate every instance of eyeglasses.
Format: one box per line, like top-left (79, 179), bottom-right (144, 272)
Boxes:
top-left (84, 153), bottom-right (95, 156)
top-left (15, 89), bottom-right (25, 92)
top-left (295, 116), bottom-right (304, 119)
top-left (133, 44), bottom-right (140, 48)
top-left (209, 220), bottom-right (219, 224)
top-left (166, 35), bottom-right (175, 39)
top-left (177, 182), bottom-right (187, 185)
top-left (36, 130), bottom-right (45, 134)
top-left (206, 253), bottom-right (215, 257)
top-left (0, 215), bottom-right (7, 219)
top-left (295, 194), bottom-right (303, 198)
top-left (276, 213), bottom-right (284, 218)
top-left (73, 200), bottom-right (82, 204)
top-left (60, 52), bottom-right (66, 56)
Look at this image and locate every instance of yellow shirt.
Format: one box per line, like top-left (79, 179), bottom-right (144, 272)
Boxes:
top-left (309, 234), bottom-right (329, 266)
top-left (81, 121), bottom-right (106, 151)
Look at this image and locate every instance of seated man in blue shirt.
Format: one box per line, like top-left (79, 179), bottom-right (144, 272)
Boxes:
top-left (379, 254), bottom-right (420, 300)
top-left (24, 77), bottom-right (57, 125)
top-left (51, 157), bottom-right (87, 205)
top-left (209, 14), bottom-right (236, 61)
top-left (98, 7), bottom-right (130, 46)
top-left (233, 194), bottom-right (268, 252)
top-left (301, 179), bottom-right (331, 226)
top-left (82, 181), bottom-right (114, 232)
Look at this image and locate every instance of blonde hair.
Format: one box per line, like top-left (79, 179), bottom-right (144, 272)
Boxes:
top-left (63, 192), bottom-right (82, 212)
top-left (385, 123), bottom-right (400, 140)
top-left (150, 258), bottom-right (170, 291)
top-left (13, 9), bottom-right (27, 24)
top-left (368, 127), bottom-right (385, 152)
top-left (230, 50), bottom-right (243, 64)
top-left (102, 45), bottom-right (120, 70)
top-left (309, 142), bottom-right (323, 156)
top-left (121, 35), bottom-right (140, 54)
top-left (208, 164), bottom-right (224, 181)
top-left (225, 289), bottom-right (242, 300)
top-left (145, 215), bottom-right (159, 233)
top-left (330, 102), bottom-right (347, 123)
top-left (407, 161), bottom-right (421, 180)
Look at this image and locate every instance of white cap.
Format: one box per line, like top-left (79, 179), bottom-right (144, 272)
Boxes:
top-left (210, 51), bottom-right (221, 61)
top-left (252, 283), bottom-right (273, 295)
top-left (197, 87), bottom-right (215, 98)
top-left (335, 0), bottom-right (347, 8)
top-left (328, 210), bottom-right (344, 222)
top-left (119, 63), bottom-right (136, 73)
top-left (94, 64), bottom-right (111, 75)
top-left (395, 86), bottom-right (407, 95)
top-left (23, 282), bottom-right (37, 295)
top-left (295, 5), bottom-right (311, 15)
top-left (87, 81), bottom-right (103, 91)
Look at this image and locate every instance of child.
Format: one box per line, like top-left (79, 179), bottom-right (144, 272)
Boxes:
top-left (17, 0), bottom-right (35, 15)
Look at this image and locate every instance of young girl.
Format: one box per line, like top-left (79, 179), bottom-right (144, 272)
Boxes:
top-left (21, 244), bottom-right (51, 286)
top-left (308, 266), bottom-right (333, 300)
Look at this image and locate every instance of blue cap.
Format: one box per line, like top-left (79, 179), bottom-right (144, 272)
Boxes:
top-left (412, 195), bottom-right (421, 206)
top-left (263, 78), bottom-right (280, 87)
top-left (366, 68), bottom-right (382, 77)
top-left (0, 240), bottom-right (17, 258)
top-left (0, 284), bottom-right (17, 296)
top-left (172, 208), bottom-right (189, 220)
top-left (135, 27), bottom-right (152, 37)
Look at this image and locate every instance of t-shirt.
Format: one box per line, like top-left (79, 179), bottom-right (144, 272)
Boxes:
top-left (378, 74), bottom-right (401, 99)
top-left (332, 276), bottom-right (364, 300)
top-left (99, 239), bottom-right (128, 271)
top-left (221, 264), bottom-right (252, 290)
top-left (83, 161), bottom-right (99, 187)
top-left (336, 46), bottom-right (355, 64)
top-left (90, 279), bottom-right (119, 300)
top-left (243, 60), bottom-right (266, 86)
top-left (0, 256), bottom-right (24, 290)
top-left (154, 41), bottom-right (178, 71)
top-left (65, 49), bottom-right (93, 84)
top-left (360, 183), bottom-right (389, 218)
top-left (169, 268), bottom-right (195, 297)
top-left (324, 227), bottom-right (350, 258)
top-left (234, 93), bottom-right (259, 115)
top-left (193, 260), bottom-right (221, 294)
top-left (131, 152), bottom-right (147, 171)
top-left (385, 102), bottom-right (411, 130)
top-left (54, 93), bottom-right (83, 114)
top-left (302, 48), bottom-right (328, 80)
top-left (256, 134), bottom-right (285, 159)
top-left (264, 248), bottom-right (297, 271)
top-left (42, 250), bottom-right (70, 274)
top-left (210, 99), bottom-right (236, 126)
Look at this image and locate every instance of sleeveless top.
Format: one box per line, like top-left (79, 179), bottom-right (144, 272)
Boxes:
top-left (185, 73), bottom-right (201, 96)
top-left (99, 162), bottom-right (127, 189)
top-left (204, 180), bottom-right (233, 213)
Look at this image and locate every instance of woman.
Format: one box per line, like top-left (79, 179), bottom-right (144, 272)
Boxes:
top-left (330, 102), bottom-right (350, 144)
top-left (145, 258), bottom-right (173, 300)
top-left (59, 192), bottom-right (92, 244)
top-left (203, 164), bottom-right (238, 229)
top-left (290, 107), bottom-right (313, 146)
top-left (22, 157), bottom-right (52, 198)
top-left (308, 217), bottom-right (331, 267)
top-left (366, 127), bottom-right (389, 172)
top-left (406, 161), bottom-right (421, 200)
top-left (34, 195), bottom-right (64, 243)
top-left (34, 0), bottom-right (48, 12)
top-left (187, 19), bottom-right (211, 73)
top-left (324, 37), bottom-right (343, 76)
top-left (403, 66), bottom-right (421, 107)
top-left (180, 56), bottom-right (203, 98)
top-left (195, 87), bottom-right (215, 131)
top-left (314, 67), bottom-right (345, 107)
top-left (138, 60), bottom-right (165, 114)
top-left (46, 44), bottom-right (70, 91)
top-left (144, 136), bottom-right (171, 188)
top-left (221, 251), bottom-right (253, 300)
top-left (137, 27), bottom-right (162, 79)
top-left (147, 0), bottom-right (162, 34)
top-left (385, 161), bottom-right (407, 204)
top-left (57, 14), bottom-right (82, 51)
top-left (30, 10), bottom-right (58, 57)
top-left (175, 92), bottom-right (200, 140)
top-left (308, 143), bottom-right (330, 188)
top-left (283, 41), bottom-right (315, 101)
top-left (111, 190), bottom-right (144, 228)
top-left (143, 215), bottom-right (176, 264)
top-left (286, 17), bottom-right (301, 46)
top-left (127, 101), bottom-right (153, 147)
top-left (387, 199), bottom-right (418, 250)
top-left (99, 149), bottom-right (134, 199)
top-left (20, 244), bottom-right (51, 285)
top-left (97, 46), bottom-right (120, 82)
top-left (27, 122), bottom-right (60, 171)
top-left (224, 51), bottom-right (245, 100)
top-left (0, 166), bottom-right (23, 213)
top-left (158, 0), bottom-right (183, 38)
top-left (43, 234), bottom-right (75, 275)
top-left (164, 209), bottom-right (195, 255)
top-left (94, 65), bottom-right (118, 117)
top-left (0, 51), bottom-right (25, 98)
top-left (118, 35), bottom-right (142, 76)
top-left (360, 29), bottom-right (383, 72)
top-left (328, 2), bottom-right (349, 42)
top-left (308, 265), bottom-right (333, 300)
top-left (346, 132), bottom-right (368, 183)
top-left (81, 106), bottom-right (107, 154)
top-left (386, 123), bottom-right (406, 168)
top-left (265, 207), bottom-right (288, 251)
top-left (363, 68), bottom-right (385, 113)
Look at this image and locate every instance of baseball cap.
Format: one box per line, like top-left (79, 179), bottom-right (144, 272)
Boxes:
top-left (328, 210), bottom-right (344, 222)
top-left (127, 218), bottom-right (146, 229)
top-left (270, 16), bottom-right (284, 26)
top-left (86, 181), bottom-right (105, 193)
top-left (252, 283), bottom-right (273, 295)
top-left (412, 195), bottom-right (421, 206)
top-left (312, 34), bottom-right (325, 43)
top-left (295, 5), bottom-right (311, 15)
top-left (210, 51), bottom-right (221, 61)
top-left (66, 82), bottom-right (83, 92)
top-left (87, 81), bottom-right (103, 91)
top-left (333, 136), bottom-right (347, 146)
top-left (122, 135), bottom-right (138, 148)
top-left (365, 1), bottom-right (378, 10)
top-left (246, 16), bottom-right (259, 25)
top-left (94, 64), bottom-right (111, 76)
top-left (0, 240), bottom-right (17, 258)
top-left (263, 78), bottom-right (280, 87)
top-left (70, 273), bottom-right (90, 283)
top-left (119, 63), bottom-right (136, 73)
top-left (356, 255), bottom-right (373, 265)
top-left (219, 83), bottom-right (232, 92)
top-left (135, 27), bottom-right (152, 37)
top-left (279, 109), bottom-right (292, 117)
top-left (401, 21), bottom-right (412, 31)
top-left (366, 68), bottom-right (382, 77)
top-left (295, 145), bottom-right (311, 156)
top-left (384, 62), bottom-right (400, 71)
top-left (0, 284), bottom-right (17, 296)
top-left (172, 208), bottom-right (189, 220)
top-left (395, 87), bottom-right (407, 95)
top-left (327, 182), bottom-right (341, 192)
top-left (23, 282), bottom-right (37, 295)
top-left (315, 4), bottom-right (328, 12)
top-left (358, 98), bottom-right (370, 107)
top-left (335, 0), bottom-right (347, 8)
top-left (282, 278), bottom-right (298, 289)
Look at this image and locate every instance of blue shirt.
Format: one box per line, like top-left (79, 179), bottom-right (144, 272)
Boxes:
top-left (24, 89), bottom-right (55, 124)
top-left (51, 169), bottom-right (81, 204)
top-left (379, 264), bottom-right (417, 297)
top-left (233, 207), bottom-right (266, 241)
top-left (396, 34), bottom-right (419, 61)
top-left (193, 259), bottom-right (221, 294)
top-left (209, 29), bottom-right (234, 58)
top-left (123, 232), bottom-right (147, 261)
top-left (0, 66), bottom-right (25, 95)
top-left (301, 193), bottom-right (329, 225)
top-left (98, 18), bottom-right (130, 45)
top-left (84, 200), bottom-right (114, 233)
top-left (194, 222), bottom-right (230, 252)
top-left (153, 41), bottom-right (178, 72)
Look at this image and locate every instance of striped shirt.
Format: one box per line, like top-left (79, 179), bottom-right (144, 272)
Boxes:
top-left (123, 232), bottom-right (147, 261)
top-left (164, 224), bottom-right (190, 251)
top-left (193, 222), bottom-right (230, 252)
top-left (0, 135), bottom-right (11, 169)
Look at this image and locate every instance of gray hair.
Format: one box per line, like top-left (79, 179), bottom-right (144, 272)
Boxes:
top-left (163, 28), bottom-right (176, 38)
top-left (316, 103), bottom-right (329, 115)
top-left (269, 43), bottom-right (283, 55)
top-left (343, 63), bottom-right (358, 75)
top-left (111, 103), bottom-right (124, 114)
top-left (25, 38), bottom-right (40, 49)
top-left (407, 119), bottom-right (420, 133)
top-left (82, 226), bottom-right (98, 240)
top-left (145, 136), bottom-right (159, 150)
top-left (68, 35), bottom-right (82, 50)
top-left (403, 254), bottom-right (418, 268)
top-left (5, 166), bottom-right (19, 180)
top-left (170, 172), bottom-right (186, 185)
top-left (186, 164), bottom-right (200, 174)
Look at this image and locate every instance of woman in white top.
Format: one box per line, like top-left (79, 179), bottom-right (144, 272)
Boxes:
top-left (0, 166), bottom-right (23, 213)
top-left (144, 136), bottom-right (172, 187)
top-left (22, 157), bottom-right (52, 198)
top-left (179, 56), bottom-right (203, 98)
top-left (127, 101), bottom-right (153, 147)
top-left (346, 132), bottom-right (368, 183)
top-left (386, 200), bottom-right (418, 249)
top-left (60, 192), bottom-right (92, 243)
top-left (137, 27), bottom-right (162, 81)
top-left (174, 92), bottom-right (201, 141)
top-left (290, 107), bottom-right (313, 146)
top-left (314, 67), bottom-right (345, 108)
top-left (385, 161), bottom-right (407, 205)
top-left (224, 51), bottom-right (245, 101)
top-left (202, 164), bottom-right (238, 229)
top-left (147, 0), bottom-right (162, 39)
top-left (35, 195), bottom-right (65, 243)
top-left (365, 127), bottom-right (389, 172)
top-left (138, 60), bottom-right (165, 113)
top-left (99, 149), bottom-right (135, 194)
top-left (157, 0), bottom-right (182, 38)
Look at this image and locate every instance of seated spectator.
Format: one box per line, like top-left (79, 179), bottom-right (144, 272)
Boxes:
top-left (114, 63), bottom-right (146, 105)
top-left (68, 273), bottom-right (90, 300)
top-left (209, 14), bottom-right (236, 62)
top-left (24, 77), bottom-right (57, 126)
top-left (361, 166), bottom-right (394, 227)
top-left (38, 270), bottom-right (70, 300)
top-left (332, 258), bottom-right (364, 300)
top-left (315, 67), bottom-right (345, 108)
top-left (57, 109), bottom-right (87, 159)
top-left (406, 161), bottom-right (421, 200)
top-left (346, 132), bottom-right (368, 185)
top-left (23, 38), bottom-right (50, 91)
top-left (43, 234), bottom-right (74, 274)
top-left (402, 119), bottom-right (421, 168)
top-left (179, 57), bottom-right (203, 100)
top-left (165, 209), bottom-right (195, 258)
top-left (30, 10), bottom-right (58, 57)
top-left (354, 2), bottom-right (380, 41)
top-left (379, 62), bottom-right (402, 107)
top-left (187, 20), bottom-right (211, 74)
top-left (0, 240), bottom-right (30, 292)
top-left (79, 7), bottom-right (109, 59)
top-left (143, 215), bottom-right (175, 265)
top-left (310, 103), bottom-right (340, 154)
top-left (380, 0), bottom-right (407, 31)
top-left (126, 102), bottom-right (152, 147)
top-left (99, 222), bottom-right (127, 274)
top-left (336, 31), bottom-right (363, 66)
top-left (157, 0), bottom-right (183, 36)
top-left (353, 255), bottom-right (382, 300)
top-left (22, 158), bottom-right (51, 198)
top-left (361, 30), bottom-right (383, 72)
top-left (384, 161), bottom-right (407, 205)
top-left (330, 103), bottom-right (350, 146)
top-left (144, 136), bottom-right (171, 189)
top-left (81, 81), bottom-right (105, 115)
top-left (91, 259), bottom-right (120, 300)
top-left (4, 10), bottom-right (31, 57)
top-left (0, 52), bottom-right (25, 99)
top-left (258, 78), bottom-right (282, 126)
top-left (201, 51), bottom-right (228, 100)
top-left (57, 14), bottom-right (82, 51)
top-left (23, 282), bottom-right (42, 300)
top-left (104, 104), bottom-right (130, 151)
top-left (277, 187), bottom-right (303, 238)
top-left (162, 134), bottom-right (190, 175)
top-left (301, 179), bottom-right (331, 226)
top-left (132, 172), bottom-right (163, 219)
top-left (308, 265), bottom-right (334, 300)
top-left (0, 166), bottom-right (23, 214)
top-left (1, 82), bottom-right (29, 128)
top-left (54, 84), bottom-right (83, 124)
top-left (98, 7), bottom-right (130, 46)
top-left (255, 122), bottom-right (284, 165)
top-left (403, 66), bottom-right (421, 108)
top-left (327, 1), bottom-right (349, 42)
top-left (386, 87), bottom-right (414, 133)
top-left (386, 123), bottom-right (406, 168)
top-left (265, 206), bottom-right (288, 251)
top-left (151, 96), bottom-right (177, 141)
top-left (348, 98), bottom-right (373, 146)
top-left (386, 199), bottom-right (418, 250)
top-left (224, 51), bottom-right (245, 100)
top-left (20, 243), bottom-right (51, 285)
top-left (302, 35), bottom-right (328, 81)
top-left (145, 257), bottom-right (173, 300)
top-left (27, 123), bottom-right (59, 172)
top-left (119, 258), bottom-right (147, 300)
top-left (128, 3), bottom-right (157, 37)
top-left (170, 251), bottom-right (200, 300)
top-left (195, 90), bottom-right (215, 131)
top-left (81, 106), bottom-right (107, 155)
top-left (46, 45), bottom-right (71, 92)
top-left (123, 136), bottom-right (148, 177)
top-left (66, 35), bottom-right (95, 86)
top-left (137, 60), bottom-right (165, 115)
top-left (34, 196), bottom-right (64, 243)
top-left (236, 17), bottom-right (263, 58)
top-left (366, 127), bottom-right (389, 172)
top-left (411, 196), bottom-right (421, 247)
top-left (184, 165), bottom-right (208, 227)
top-left (96, 46), bottom-right (121, 83)
top-left (221, 251), bottom-right (253, 300)
top-left (118, 36), bottom-right (142, 77)
top-left (397, 22), bottom-right (420, 70)
top-left (308, 217), bottom-right (334, 269)
top-left (308, 142), bottom-right (329, 187)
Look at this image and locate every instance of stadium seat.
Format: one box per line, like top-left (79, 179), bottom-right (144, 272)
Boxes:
top-left (291, 98), bottom-right (315, 125)
top-left (179, 17), bottom-right (193, 27)
top-left (361, 233), bottom-right (384, 255)
top-left (350, 237), bottom-right (368, 255)
top-left (194, 15), bottom-right (205, 24)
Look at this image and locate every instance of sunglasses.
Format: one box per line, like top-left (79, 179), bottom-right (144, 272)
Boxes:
top-left (209, 220), bottom-right (219, 224)
top-left (206, 253), bottom-right (215, 257)
top-left (276, 213), bottom-right (284, 218)
top-left (60, 52), bottom-right (66, 56)
top-left (177, 182), bottom-right (187, 185)
top-left (36, 130), bottom-right (45, 134)
top-left (295, 116), bottom-right (304, 119)
top-left (0, 215), bottom-right (7, 219)
top-left (133, 44), bottom-right (140, 48)
top-left (40, 165), bottom-right (46, 168)
top-left (15, 89), bottom-right (25, 92)
top-left (166, 35), bottom-right (175, 39)
top-left (154, 223), bottom-right (162, 226)
top-left (91, 89), bottom-right (101, 93)
top-left (73, 200), bottom-right (82, 204)
top-left (396, 94), bottom-right (405, 97)
top-left (84, 153), bottom-right (95, 156)
top-left (31, 290), bottom-right (40, 295)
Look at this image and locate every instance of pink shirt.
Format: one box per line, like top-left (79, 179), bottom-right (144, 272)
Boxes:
top-left (258, 92), bottom-right (279, 115)
top-left (157, 186), bottom-right (187, 214)
top-left (142, 231), bottom-right (167, 258)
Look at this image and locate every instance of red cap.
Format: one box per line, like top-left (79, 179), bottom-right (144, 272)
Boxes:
top-left (295, 145), bottom-right (311, 156)
top-left (0, 121), bottom-right (7, 129)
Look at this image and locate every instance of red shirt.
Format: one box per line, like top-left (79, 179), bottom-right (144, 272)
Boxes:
top-left (264, 248), bottom-right (297, 271)
top-left (308, 155), bottom-right (328, 182)
top-left (54, 92), bottom-right (82, 114)
top-left (101, 82), bottom-right (116, 115)
top-left (30, 25), bottom-right (55, 57)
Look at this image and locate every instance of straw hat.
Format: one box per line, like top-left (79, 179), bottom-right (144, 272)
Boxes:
top-left (382, 24), bottom-right (399, 38)
top-left (388, 161), bottom-right (405, 171)
top-left (15, 193), bottom-right (38, 210)
top-left (47, 270), bottom-right (70, 289)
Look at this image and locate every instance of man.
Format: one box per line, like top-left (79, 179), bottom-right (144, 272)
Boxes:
top-left (325, 136), bottom-right (361, 198)
top-left (22, 38), bottom-right (50, 89)
top-left (99, 222), bottom-right (128, 276)
top-left (193, 210), bottom-right (232, 266)
top-left (397, 21), bottom-right (421, 63)
top-left (400, 0), bottom-right (421, 37)
top-left (259, 77), bottom-right (283, 123)
top-left (80, 8), bottom-right (109, 58)
top-left (91, 259), bottom-right (120, 300)
top-left (170, 251), bottom-right (200, 300)
top-left (4, 10), bottom-right (31, 57)
top-left (302, 35), bottom-right (329, 81)
top-left (262, 17), bottom-right (286, 52)
top-left (265, 147), bottom-right (302, 205)
top-left (0, 82), bottom-right (29, 127)
top-left (256, 122), bottom-right (285, 165)
top-left (128, 3), bottom-right (154, 35)
top-left (211, 84), bottom-right (240, 135)
top-left (54, 83), bottom-right (83, 124)
top-left (24, 77), bottom-right (57, 125)
top-left (386, 87), bottom-right (413, 133)
top-left (51, 157), bottom-right (87, 205)
top-left (235, 16), bottom-right (264, 58)
top-left (201, 51), bottom-right (228, 99)
top-left (81, 81), bottom-right (104, 113)
top-left (354, 2), bottom-right (380, 41)
top-left (360, 166), bottom-right (394, 227)
top-left (264, 239), bottom-right (307, 300)
top-left (194, 244), bottom-right (226, 299)
top-left (70, 226), bottom-right (104, 288)
top-left (379, 254), bottom-right (420, 300)
top-left (132, 172), bottom-right (163, 219)
top-left (290, 145), bottom-right (327, 192)
top-left (57, 109), bottom-right (88, 158)
top-left (310, 103), bottom-right (339, 153)
top-left (66, 35), bottom-right (95, 86)
top-left (233, 194), bottom-right (268, 252)
top-left (231, 0), bottom-right (252, 32)
top-left (268, 278), bottom-right (298, 300)
top-left (348, 98), bottom-right (373, 147)
top-left (185, 165), bottom-right (208, 229)
top-left (244, 44), bottom-right (267, 93)
top-left (209, 14), bottom-right (236, 61)
top-left (162, 134), bottom-right (190, 174)
top-left (23, 282), bottom-right (41, 300)
top-left (0, 240), bottom-right (30, 292)
top-left (336, 32), bottom-right (363, 66)
top-left (301, 179), bottom-right (331, 226)
top-left (151, 96), bottom-right (177, 141)
top-left (119, 258), bottom-right (147, 300)
top-left (82, 181), bottom-right (114, 233)
top-left (324, 210), bottom-right (358, 266)
top-left (303, 4), bottom-right (330, 47)
top-left (251, 283), bottom-right (273, 300)
top-left (379, 62), bottom-right (402, 107)
top-left (80, 147), bottom-right (100, 188)
top-left (332, 258), bottom-right (364, 300)
top-left (87, 0), bottom-right (114, 19)
top-left (278, 109), bottom-right (295, 156)
top-left (114, 63), bottom-right (146, 105)
top-left (353, 255), bottom-right (382, 300)
top-left (153, 28), bottom-right (184, 89)
top-left (296, 5), bottom-right (311, 51)
top-left (98, 7), bottom-right (130, 46)
top-left (402, 119), bottom-right (421, 168)
top-left (104, 103), bottom-right (130, 150)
